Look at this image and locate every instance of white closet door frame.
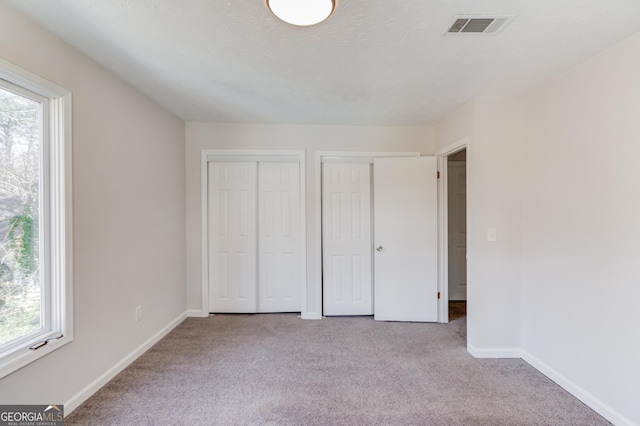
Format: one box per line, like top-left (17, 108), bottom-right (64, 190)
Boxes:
top-left (435, 137), bottom-right (469, 323)
top-left (201, 150), bottom-right (306, 316)
top-left (313, 152), bottom-right (422, 320)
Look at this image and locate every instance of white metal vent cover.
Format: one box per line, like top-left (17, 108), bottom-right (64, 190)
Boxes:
top-left (445, 15), bottom-right (515, 35)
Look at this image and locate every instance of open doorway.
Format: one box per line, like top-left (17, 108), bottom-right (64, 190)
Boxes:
top-left (447, 149), bottom-right (467, 321)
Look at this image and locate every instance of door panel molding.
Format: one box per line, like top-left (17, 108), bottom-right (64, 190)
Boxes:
top-left (314, 152), bottom-right (420, 319)
top-left (322, 163), bottom-right (373, 316)
top-left (208, 162), bottom-right (258, 312)
top-left (201, 150), bottom-right (306, 316)
top-left (258, 162), bottom-right (301, 313)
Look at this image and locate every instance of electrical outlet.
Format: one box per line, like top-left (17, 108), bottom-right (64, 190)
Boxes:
top-left (135, 305), bottom-right (142, 323)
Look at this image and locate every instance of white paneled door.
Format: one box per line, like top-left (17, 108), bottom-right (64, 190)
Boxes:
top-left (208, 162), bottom-right (258, 313)
top-left (322, 163), bottom-right (373, 316)
top-left (208, 160), bottom-right (301, 313)
top-left (258, 162), bottom-right (301, 313)
top-left (373, 157), bottom-right (438, 322)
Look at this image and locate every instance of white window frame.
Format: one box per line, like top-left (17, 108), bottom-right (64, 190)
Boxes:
top-left (0, 57), bottom-right (73, 379)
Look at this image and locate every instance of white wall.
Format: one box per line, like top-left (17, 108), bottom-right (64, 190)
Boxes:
top-left (436, 31), bottom-right (640, 424)
top-left (469, 97), bottom-right (523, 354)
top-left (520, 32), bottom-right (640, 425)
top-left (436, 97), bottom-right (523, 356)
top-left (435, 99), bottom-right (475, 153)
top-left (186, 123), bottom-right (435, 316)
top-left (0, 2), bottom-right (186, 409)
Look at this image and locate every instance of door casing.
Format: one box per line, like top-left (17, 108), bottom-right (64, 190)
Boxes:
top-left (435, 137), bottom-right (469, 323)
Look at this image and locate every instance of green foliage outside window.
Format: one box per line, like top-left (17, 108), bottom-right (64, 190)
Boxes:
top-left (0, 86), bottom-right (41, 345)
top-left (8, 206), bottom-right (36, 276)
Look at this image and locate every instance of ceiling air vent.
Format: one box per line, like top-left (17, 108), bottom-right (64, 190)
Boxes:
top-left (445, 15), bottom-right (515, 35)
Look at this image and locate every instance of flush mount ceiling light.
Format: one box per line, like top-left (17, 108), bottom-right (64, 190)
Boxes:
top-left (267, 0), bottom-right (335, 26)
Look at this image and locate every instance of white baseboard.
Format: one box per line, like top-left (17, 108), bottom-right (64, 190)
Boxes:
top-left (467, 344), bottom-right (522, 359)
top-left (468, 345), bottom-right (634, 424)
top-left (521, 350), bottom-right (634, 426)
top-left (187, 309), bottom-right (210, 318)
top-left (64, 311), bottom-right (187, 415)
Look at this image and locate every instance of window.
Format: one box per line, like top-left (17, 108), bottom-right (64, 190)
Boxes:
top-left (0, 58), bottom-right (72, 378)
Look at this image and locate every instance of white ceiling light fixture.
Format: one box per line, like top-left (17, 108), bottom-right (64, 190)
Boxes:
top-left (267, 0), bottom-right (335, 27)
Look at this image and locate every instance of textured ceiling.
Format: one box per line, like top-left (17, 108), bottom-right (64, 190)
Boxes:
top-left (6, 0), bottom-right (640, 125)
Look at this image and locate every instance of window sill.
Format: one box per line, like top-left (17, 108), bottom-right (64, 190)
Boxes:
top-left (0, 334), bottom-right (73, 379)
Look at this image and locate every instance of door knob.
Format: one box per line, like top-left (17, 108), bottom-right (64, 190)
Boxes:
top-left (376, 245), bottom-right (383, 252)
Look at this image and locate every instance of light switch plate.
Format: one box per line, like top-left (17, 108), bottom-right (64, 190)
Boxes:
top-left (487, 228), bottom-right (497, 242)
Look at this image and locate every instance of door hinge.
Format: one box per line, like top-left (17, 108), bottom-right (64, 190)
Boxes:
top-left (437, 171), bottom-right (440, 179)
top-left (437, 291), bottom-right (441, 300)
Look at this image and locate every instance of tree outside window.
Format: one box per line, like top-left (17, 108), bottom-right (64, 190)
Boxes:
top-left (0, 86), bottom-right (41, 345)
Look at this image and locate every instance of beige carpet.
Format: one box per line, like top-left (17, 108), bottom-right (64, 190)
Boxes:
top-left (66, 312), bottom-right (609, 425)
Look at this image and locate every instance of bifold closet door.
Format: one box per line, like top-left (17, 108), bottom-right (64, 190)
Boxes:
top-left (258, 162), bottom-right (301, 313)
top-left (208, 162), bottom-right (258, 313)
top-left (208, 161), bottom-right (301, 313)
top-left (322, 163), bottom-right (373, 316)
